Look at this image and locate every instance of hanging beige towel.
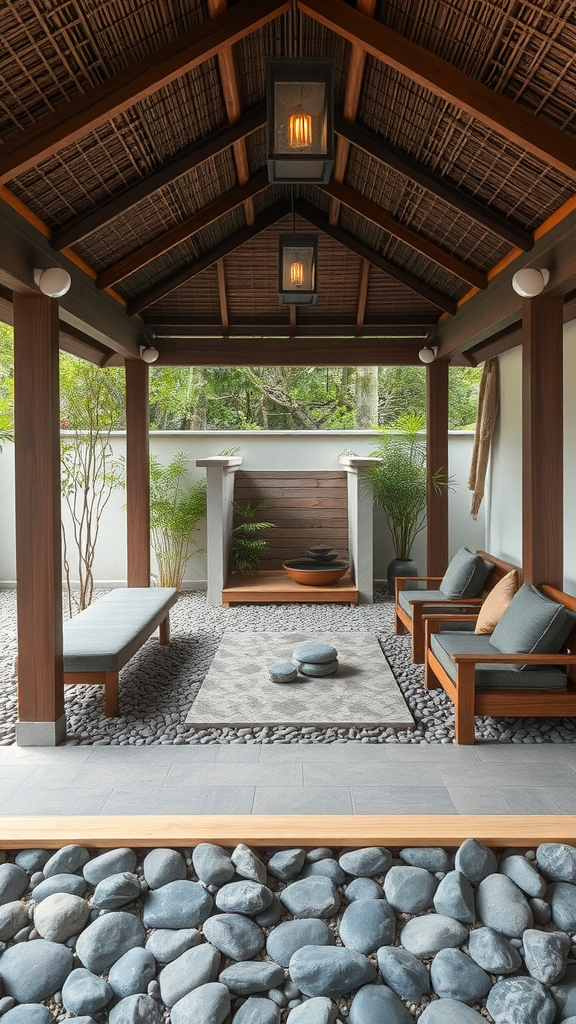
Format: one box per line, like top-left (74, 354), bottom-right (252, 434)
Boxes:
top-left (468, 357), bottom-right (499, 520)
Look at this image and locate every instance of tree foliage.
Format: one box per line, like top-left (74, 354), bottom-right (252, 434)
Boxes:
top-left (150, 451), bottom-right (207, 588)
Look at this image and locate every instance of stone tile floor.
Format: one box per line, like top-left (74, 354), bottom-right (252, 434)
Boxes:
top-left (0, 740), bottom-right (574, 816)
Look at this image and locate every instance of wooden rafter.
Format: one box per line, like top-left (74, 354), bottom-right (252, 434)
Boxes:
top-left (51, 106), bottom-right (266, 251)
top-left (127, 199), bottom-right (291, 316)
top-left (336, 113), bottom-right (533, 252)
top-left (355, 259), bottom-right (370, 330)
top-left (0, 0), bottom-right (289, 185)
top-left (295, 198), bottom-right (457, 315)
top-left (299, 0), bottom-right (576, 181)
top-left (96, 171), bottom-right (269, 290)
top-left (217, 259), bottom-right (229, 331)
top-left (321, 178), bottom-right (487, 289)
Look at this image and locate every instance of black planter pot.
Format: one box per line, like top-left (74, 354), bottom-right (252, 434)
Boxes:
top-left (387, 557), bottom-right (419, 597)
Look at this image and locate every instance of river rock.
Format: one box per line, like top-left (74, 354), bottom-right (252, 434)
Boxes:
top-left (430, 948), bottom-right (491, 1004)
top-left (530, 898), bottom-right (552, 926)
top-left (62, 967), bottom-right (112, 1015)
top-left (31, 872), bottom-right (87, 902)
top-left (159, 942), bottom-right (220, 1006)
top-left (143, 848), bottom-right (186, 889)
top-left (433, 870), bottom-right (475, 924)
top-left (269, 663), bottom-right (298, 683)
top-left (281, 877), bottom-right (340, 919)
top-left (349, 984), bottom-right (413, 1024)
top-left (43, 844), bottom-right (90, 878)
top-left (344, 877), bottom-right (384, 901)
top-left (486, 977), bottom-right (556, 1024)
top-left (549, 881), bottom-right (576, 930)
top-left (339, 898), bottom-right (395, 954)
top-left (0, 864), bottom-right (27, 905)
top-left (267, 919), bottom-right (334, 967)
top-left (400, 847), bottom-right (452, 872)
top-left (377, 946), bottom-right (430, 1003)
top-left (33, 891), bottom-right (90, 941)
top-left (454, 838), bottom-right (497, 884)
top-left (400, 914), bottom-right (468, 957)
top-left (500, 855), bottom-right (547, 898)
top-left (109, 994), bottom-right (163, 1024)
top-left (255, 893), bottom-right (282, 928)
top-left (286, 997), bottom-right (336, 1023)
top-left (1, 1007), bottom-right (53, 1024)
top-left (476, 873), bottom-right (533, 936)
top-left (235, 996), bottom-right (281, 1023)
top-left (93, 871), bottom-right (141, 909)
top-left (143, 879), bottom-right (213, 928)
top-left (145, 927), bottom-right (200, 963)
top-left (83, 848), bottom-right (137, 885)
top-left (293, 643), bottom-right (337, 664)
top-left (14, 849), bottom-right (50, 873)
top-left (418, 1000), bottom-right (486, 1023)
top-left (203, 913), bottom-right (264, 960)
top-left (0, 939), bottom-right (73, 1002)
top-left (302, 860), bottom-right (346, 885)
top-left (220, 961), bottom-right (285, 994)
top-left (232, 844), bottom-right (267, 884)
top-left (108, 948), bottom-right (156, 998)
top-left (193, 843), bottom-right (235, 886)
top-left (75, 911), bottom-right (146, 973)
top-left (0, 901), bottom-right (29, 941)
top-left (216, 880), bottom-right (273, 916)
top-left (384, 865), bottom-right (436, 914)
top-left (268, 849), bottom-right (306, 881)
top-left (537, 843), bottom-right (576, 883)
top-left (550, 964), bottom-right (576, 1020)
top-left (523, 928), bottom-right (571, 984)
top-left (170, 982), bottom-right (230, 1024)
top-left (467, 926), bottom-right (522, 974)
top-left (306, 848), bottom-right (333, 863)
top-left (289, 946), bottom-right (376, 997)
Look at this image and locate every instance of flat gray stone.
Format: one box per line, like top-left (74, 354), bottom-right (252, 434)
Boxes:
top-left (43, 845), bottom-right (90, 878)
top-left (433, 870), bottom-right (475, 924)
top-left (62, 967), bottom-right (112, 1015)
top-left (550, 964), bottom-right (576, 1021)
top-left (0, 901), bottom-right (29, 941)
top-left (108, 948), bottom-right (156, 998)
top-left (301, 860), bottom-right (345, 885)
top-left (267, 849), bottom-right (306, 882)
top-left (537, 843), bottom-right (576, 883)
top-left (219, 961), bottom-right (285, 994)
top-left (0, 864), bottom-right (28, 905)
top-left (349, 984), bottom-right (413, 1024)
top-left (193, 843), bottom-right (235, 886)
top-left (549, 882), bottom-right (576, 930)
top-left (203, 913), bottom-right (264, 960)
top-left (93, 871), bottom-right (141, 909)
top-left (400, 915), bottom-right (468, 957)
top-left (529, 898), bottom-right (552, 926)
top-left (267, 919), bottom-right (334, 967)
top-left (418, 1000), bottom-right (486, 1023)
top-left (400, 847), bottom-right (452, 872)
top-left (1, 1007), bottom-right (53, 1024)
top-left (454, 838), bottom-right (497, 884)
top-left (255, 893), bottom-right (282, 927)
top-left (344, 877), bottom-right (384, 901)
top-left (232, 844), bottom-right (267, 884)
top-left (286, 997), bottom-right (336, 1024)
top-left (306, 848), bottom-right (333, 863)
top-left (83, 848), bottom-right (137, 885)
top-left (143, 879), bottom-right (213, 928)
top-left (467, 926), bottom-right (522, 974)
top-left (14, 850), bottom-right (50, 873)
top-left (377, 946), bottom-right (430, 1003)
top-left (109, 994), bottom-right (162, 1024)
top-left (297, 660), bottom-right (338, 677)
top-left (384, 865), bottom-right (436, 914)
top-left (339, 898), bottom-right (395, 954)
top-left (143, 848), bottom-right (187, 889)
top-left (280, 877), bottom-right (340, 919)
top-left (293, 643), bottom-right (337, 664)
top-left (500, 855), bottom-right (547, 898)
top-left (0, 938), bottom-right (73, 1002)
top-left (145, 927), bottom-right (201, 963)
top-left (269, 663), bottom-right (298, 683)
top-left (486, 977), bottom-right (556, 1024)
top-left (523, 928), bottom-right (571, 984)
top-left (75, 911), bottom-right (146, 973)
top-left (31, 873), bottom-right (87, 902)
top-left (430, 948), bottom-right (491, 1004)
top-left (234, 996), bottom-right (281, 1024)
top-left (215, 880), bottom-right (273, 916)
top-left (159, 942), bottom-right (220, 1007)
top-left (171, 981), bottom-right (230, 1024)
top-left (289, 945), bottom-right (376, 998)
top-left (33, 891), bottom-right (90, 942)
top-left (476, 873), bottom-right (533, 937)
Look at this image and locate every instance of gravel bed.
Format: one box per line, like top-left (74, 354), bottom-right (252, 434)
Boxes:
top-left (0, 589), bottom-right (575, 747)
top-left (0, 838), bottom-right (575, 1023)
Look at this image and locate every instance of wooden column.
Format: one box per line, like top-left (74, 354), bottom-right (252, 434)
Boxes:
top-left (125, 359), bottom-right (150, 587)
top-left (426, 360), bottom-right (449, 575)
top-left (13, 293), bottom-right (65, 746)
top-left (522, 295), bottom-right (564, 588)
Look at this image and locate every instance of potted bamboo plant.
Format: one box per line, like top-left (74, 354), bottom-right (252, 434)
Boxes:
top-left (149, 451), bottom-right (207, 589)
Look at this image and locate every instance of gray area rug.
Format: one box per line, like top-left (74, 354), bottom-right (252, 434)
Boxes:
top-left (186, 631), bottom-right (415, 728)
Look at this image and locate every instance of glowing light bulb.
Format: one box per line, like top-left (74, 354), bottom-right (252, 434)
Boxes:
top-left (288, 110), bottom-right (312, 149)
top-left (290, 261), bottom-right (305, 286)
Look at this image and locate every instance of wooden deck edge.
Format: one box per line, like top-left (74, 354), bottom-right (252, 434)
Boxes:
top-left (1, 814), bottom-right (575, 848)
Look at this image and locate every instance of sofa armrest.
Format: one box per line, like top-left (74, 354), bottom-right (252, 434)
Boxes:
top-left (451, 652), bottom-right (576, 665)
top-left (408, 596), bottom-right (483, 607)
top-left (395, 576), bottom-right (442, 599)
top-left (424, 613), bottom-right (479, 634)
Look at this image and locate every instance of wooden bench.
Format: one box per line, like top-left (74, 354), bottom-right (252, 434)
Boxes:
top-left (423, 585), bottom-right (576, 744)
top-left (62, 587), bottom-right (178, 717)
top-left (395, 551), bottom-right (520, 664)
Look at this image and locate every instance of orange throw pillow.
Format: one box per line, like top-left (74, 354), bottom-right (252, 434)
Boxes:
top-left (475, 570), bottom-right (519, 634)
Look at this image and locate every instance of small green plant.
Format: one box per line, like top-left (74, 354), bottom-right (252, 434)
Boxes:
top-left (150, 452), bottom-right (207, 589)
top-left (230, 500), bottom-right (275, 573)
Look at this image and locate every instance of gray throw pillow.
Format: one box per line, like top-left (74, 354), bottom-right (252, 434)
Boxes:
top-left (439, 547), bottom-right (493, 599)
top-left (490, 583), bottom-right (576, 671)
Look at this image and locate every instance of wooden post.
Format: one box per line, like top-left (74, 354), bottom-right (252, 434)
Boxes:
top-left (13, 293), bottom-right (65, 745)
top-left (426, 360), bottom-right (449, 575)
top-left (125, 359), bottom-right (150, 587)
top-left (522, 295), bottom-right (564, 588)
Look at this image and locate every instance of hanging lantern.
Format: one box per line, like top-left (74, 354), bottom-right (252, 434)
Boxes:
top-left (267, 59), bottom-right (334, 184)
top-left (279, 234), bottom-right (318, 305)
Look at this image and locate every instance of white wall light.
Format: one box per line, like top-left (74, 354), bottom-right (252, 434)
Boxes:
top-left (512, 268), bottom-right (550, 298)
top-left (418, 345), bottom-right (438, 364)
top-left (139, 345), bottom-right (159, 364)
top-left (33, 267), bottom-right (71, 298)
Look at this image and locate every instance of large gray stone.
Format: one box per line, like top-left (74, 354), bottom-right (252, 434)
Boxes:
top-left (0, 901), bottom-right (29, 941)
top-left (476, 873), bottom-right (533, 937)
top-left (232, 844), bottom-right (267, 884)
top-left (215, 880), bottom-right (273, 916)
top-left (467, 926), bottom-right (522, 974)
top-left (523, 929), bottom-right (571, 985)
top-left (377, 946), bottom-right (430, 1003)
top-left (109, 994), bottom-right (163, 1024)
top-left (108, 948), bottom-right (156, 998)
top-left (549, 881), bottom-right (576, 930)
top-left (75, 911), bottom-right (146, 973)
top-left (301, 860), bottom-right (345, 885)
top-left (83, 848), bottom-right (137, 885)
top-left (384, 865), bottom-right (436, 914)
top-left (143, 848), bottom-right (186, 889)
top-left (14, 850), bottom-right (50, 873)
top-left (268, 849), bottom-right (306, 882)
top-left (219, 960), bottom-right (285, 994)
top-left (500, 855), bottom-right (547, 898)
top-left (339, 898), bottom-right (395, 954)
top-left (400, 847), bottom-right (452, 872)
top-left (339, 847), bottom-right (392, 878)
top-left (433, 870), bottom-right (475, 924)
top-left (0, 864), bottom-right (27, 905)
top-left (62, 967), bottom-right (112, 1015)
top-left (537, 843), bottom-right (576, 883)
top-left (203, 913), bottom-right (264, 960)
top-left (293, 643), bottom-right (337, 664)
top-left (430, 948), bottom-right (491, 1005)
top-left (289, 946), bottom-right (376, 998)
top-left (280, 877), bottom-right (340, 919)
top-left (486, 977), bottom-right (556, 1024)
top-left (454, 838), bottom-right (497, 884)
top-left (33, 891), bottom-right (90, 942)
top-left (145, 927), bottom-right (201, 963)
top-left (31, 872), bottom-right (87, 902)
top-left (550, 964), bottom-right (576, 1021)
top-left (159, 943), bottom-right (220, 1007)
top-left (92, 871), bottom-right (141, 910)
top-left (418, 1000), bottom-right (486, 1023)
top-left (170, 982), bottom-right (230, 1024)
top-left (143, 879), bottom-right (213, 928)
top-left (349, 984), bottom-right (413, 1024)
top-left (530, 898), bottom-right (552, 926)
top-left (234, 996), bottom-right (281, 1024)
top-left (0, 939), bottom-right (73, 1002)
top-left (1, 1007), bottom-right (53, 1024)
top-left (286, 997), bottom-right (336, 1024)
top-left (193, 843), bottom-right (235, 886)
top-left (344, 877), bottom-right (384, 902)
top-left (267, 919), bottom-right (334, 967)
top-left (400, 915), bottom-right (468, 957)
top-left (255, 893), bottom-right (282, 927)
top-left (43, 844), bottom-right (90, 878)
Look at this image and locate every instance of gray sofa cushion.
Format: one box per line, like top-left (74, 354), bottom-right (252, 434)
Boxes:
top-left (63, 587), bottom-right (178, 672)
top-left (439, 547), bottom-right (493, 599)
top-left (491, 583), bottom-right (576, 671)
top-left (398, 589), bottom-right (475, 631)
top-left (430, 631), bottom-right (568, 690)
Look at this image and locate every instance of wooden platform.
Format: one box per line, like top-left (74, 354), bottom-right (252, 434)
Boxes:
top-left (222, 570), bottom-right (358, 604)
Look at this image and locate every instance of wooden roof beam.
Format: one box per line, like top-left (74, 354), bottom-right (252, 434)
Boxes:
top-left (335, 112), bottom-right (533, 252)
top-left (96, 170), bottom-right (269, 289)
top-left (0, 0), bottom-right (288, 185)
top-left (356, 259), bottom-right (370, 330)
top-left (217, 259), bottom-right (229, 332)
top-left (298, 0), bottom-right (576, 181)
top-left (295, 198), bottom-right (457, 315)
top-left (151, 336), bottom-right (425, 365)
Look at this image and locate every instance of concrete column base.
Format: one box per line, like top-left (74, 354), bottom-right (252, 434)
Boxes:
top-left (16, 715), bottom-right (66, 747)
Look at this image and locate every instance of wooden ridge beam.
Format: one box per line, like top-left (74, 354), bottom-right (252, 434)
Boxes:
top-left (151, 336), bottom-right (424, 365)
top-left (294, 198), bottom-right (457, 315)
top-left (335, 113), bottom-right (533, 252)
top-left (96, 171), bottom-right (269, 290)
top-left (321, 178), bottom-right (488, 290)
top-left (51, 105), bottom-right (266, 251)
top-left (126, 199), bottom-right (291, 316)
top-left (299, 0), bottom-right (576, 181)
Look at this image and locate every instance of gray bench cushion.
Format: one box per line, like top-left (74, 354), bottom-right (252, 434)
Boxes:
top-left (63, 588), bottom-right (178, 672)
top-left (398, 590), bottom-right (474, 627)
top-left (430, 631), bottom-right (568, 690)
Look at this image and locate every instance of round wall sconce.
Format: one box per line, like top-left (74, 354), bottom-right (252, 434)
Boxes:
top-left (512, 268), bottom-right (550, 298)
top-left (139, 345), bottom-right (159, 364)
top-left (33, 267), bottom-right (71, 298)
top-left (418, 345), bottom-right (438, 364)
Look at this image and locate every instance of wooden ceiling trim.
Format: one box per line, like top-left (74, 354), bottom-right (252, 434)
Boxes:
top-left (217, 259), bottom-right (229, 331)
top-left (321, 178), bottom-right (488, 290)
top-left (146, 319), bottom-right (437, 333)
top-left (127, 199), bottom-right (291, 316)
top-left (295, 199), bottom-right (457, 316)
top-left (298, 0), bottom-right (576, 182)
top-left (356, 259), bottom-right (370, 329)
top-left (0, 0), bottom-right (289, 186)
top-left (96, 170), bottom-right (269, 290)
top-left (152, 336), bottom-right (424, 365)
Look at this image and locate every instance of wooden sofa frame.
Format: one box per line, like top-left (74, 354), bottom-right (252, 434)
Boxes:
top-left (424, 585), bottom-right (576, 744)
top-left (395, 551), bottom-right (520, 664)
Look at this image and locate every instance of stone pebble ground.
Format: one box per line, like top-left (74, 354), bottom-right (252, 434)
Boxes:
top-left (0, 589), bottom-right (575, 747)
top-left (0, 838), bottom-right (576, 1023)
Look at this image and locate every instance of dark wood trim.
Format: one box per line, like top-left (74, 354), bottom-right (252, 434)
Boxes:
top-left (335, 113), bottom-right (533, 252)
top-left (300, 0), bottom-right (576, 181)
top-left (153, 336), bottom-right (423, 365)
top-left (59, 324), bottom-right (115, 366)
top-left (125, 360), bottom-right (151, 588)
top-left (522, 295), bottom-right (564, 589)
top-left (145, 317), bottom-right (438, 332)
top-left (217, 259), bottom-right (229, 331)
top-left (1, 1), bottom-right (288, 184)
top-left (356, 259), bottom-right (370, 328)
top-left (426, 360), bottom-right (449, 576)
top-left (294, 199), bottom-right (457, 315)
top-left (13, 294), bottom-right (64, 726)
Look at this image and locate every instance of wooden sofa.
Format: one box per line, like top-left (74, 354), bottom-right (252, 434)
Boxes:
top-left (423, 585), bottom-right (576, 744)
top-left (395, 551), bottom-right (520, 664)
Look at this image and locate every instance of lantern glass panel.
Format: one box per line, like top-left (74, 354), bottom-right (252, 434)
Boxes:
top-left (273, 81), bottom-right (328, 156)
top-left (281, 243), bottom-right (315, 292)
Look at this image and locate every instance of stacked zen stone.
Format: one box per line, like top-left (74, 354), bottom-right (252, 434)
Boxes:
top-left (0, 839), bottom-right (576, 1023)
top-left (269, 644), bottom-right (338, 685)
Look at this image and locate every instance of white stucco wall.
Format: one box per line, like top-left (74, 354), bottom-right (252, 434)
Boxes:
top-left (0, 430), bottom-right (484, 587)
